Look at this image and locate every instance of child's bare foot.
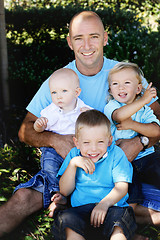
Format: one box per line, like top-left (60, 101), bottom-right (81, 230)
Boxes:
top-left (47, 192), bottom-right (67, 218)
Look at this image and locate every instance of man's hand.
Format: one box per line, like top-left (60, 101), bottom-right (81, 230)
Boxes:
top-left (116, 137), bottom-right (143, 162)
top-left (90, 202), bottom-right (108, 227)
top-left (54, 134), bottom-right (75, 159)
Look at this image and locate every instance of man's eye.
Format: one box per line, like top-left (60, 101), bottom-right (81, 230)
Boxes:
top-left (63, 90), bottom-right (67, 93)
top-left (52, 91), bottom-right (56, 94)
top-left (125, 81), bottom-right (131, 84)
top-left (98, 141), bottom-right (104, 143)
top-left (83, 142), bottom-right (89, 144)
top-left (92, 35), bottom-right (98, 39)
top-left (75, 37), bottom-right (82, 41)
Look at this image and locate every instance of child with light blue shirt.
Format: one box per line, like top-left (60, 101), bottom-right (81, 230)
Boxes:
top-left (52, 110), bottom-right (136, 240)
top-left (104, 61), bottom-right (160, 208)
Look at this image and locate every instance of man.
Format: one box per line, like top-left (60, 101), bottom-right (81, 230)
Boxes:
top-left (0, 11), bottom-right (160, 239)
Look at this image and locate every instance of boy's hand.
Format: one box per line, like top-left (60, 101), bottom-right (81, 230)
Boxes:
top-left (70, 156), bottom-right (95, 174)
top-left (90, 202), bottom-right (109, 227)
top-left (34, 117), bottom-right (48, 132)
top-left (141, 82), bottom-right (157, 105)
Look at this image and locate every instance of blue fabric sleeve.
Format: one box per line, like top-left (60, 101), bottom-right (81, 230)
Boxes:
top-left (112, 146), bottom-right (133, 183)
top-left (141, 105), bottom-right (160, 125)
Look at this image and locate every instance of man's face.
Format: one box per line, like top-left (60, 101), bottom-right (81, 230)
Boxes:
top-left (67, 16), bottom-right (108, 75)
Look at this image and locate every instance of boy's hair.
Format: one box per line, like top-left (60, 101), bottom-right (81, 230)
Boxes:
top-left (75, 109), bottom-right (111, 138)
top-left (107, 61), bottom-right (145, 100)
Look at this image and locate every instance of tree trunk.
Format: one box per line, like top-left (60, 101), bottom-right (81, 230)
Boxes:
top-left (0, 0), bottom-right (10, 110)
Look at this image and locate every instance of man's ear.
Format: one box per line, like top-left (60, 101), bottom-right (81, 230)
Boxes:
top-left (137, 84), bottom-right (143, 95)
top-left (75, 87), bottom-right (81, 97)
top-left (103, 31), bottom-right (108, 46)
top-left (73, 136), bottom-right (79, 149)
top-left (67, 36), bottom-right (73, 50)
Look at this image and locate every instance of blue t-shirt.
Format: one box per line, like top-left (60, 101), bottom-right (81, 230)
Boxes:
top-left (57, 143), bottom-right (133, 208)
top-left (104, 100), bottom-right (160, 160)
top-left (26, 57), bottom-right (157, 118)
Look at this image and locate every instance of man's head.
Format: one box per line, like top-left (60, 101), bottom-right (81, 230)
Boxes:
top-left (67, 11), bottom-right (108, 76)
top-left (73, 109), bottom-right (112, 162)
top-left (49, 68), bottom-right (81, 113)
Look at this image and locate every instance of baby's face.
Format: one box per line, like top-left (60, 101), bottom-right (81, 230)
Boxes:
top-left (75, 124), bottom-right (112, 163)
top-left (49, 73), bottom-right (80, 113)
top-left (109, 68), bottom-right (142, 104)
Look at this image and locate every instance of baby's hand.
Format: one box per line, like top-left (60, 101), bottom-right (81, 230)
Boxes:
top-left (142, 82), bottom-right (157, 104)
top-left (34, 117), bottom-right (48, 132)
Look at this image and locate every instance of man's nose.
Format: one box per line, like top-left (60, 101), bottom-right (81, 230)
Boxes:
top-left (83, 38), bottom-right (91, 50)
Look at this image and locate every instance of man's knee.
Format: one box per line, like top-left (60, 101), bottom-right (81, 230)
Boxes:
top-left (13, 188), bottom-right (43, 209)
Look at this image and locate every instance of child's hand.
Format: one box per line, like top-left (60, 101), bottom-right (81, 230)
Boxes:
top-left (70, 156), bottom-right (95, 174)
top-left (142, 82), bottom-right (157, 104)
top-left (33, 117), bottom-right (48, 132)
top-left (90, 202), bottom-right (108, 227)
top-left (116, 118), bottom-right (133, 130)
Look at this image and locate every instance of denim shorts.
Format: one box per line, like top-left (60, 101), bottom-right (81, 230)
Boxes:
top-left (52, 203), bottom-right (137, 240)
top-left (14, 147), bottom-right (64, 208)
top-left (128, 151), bottom-right (160, 211)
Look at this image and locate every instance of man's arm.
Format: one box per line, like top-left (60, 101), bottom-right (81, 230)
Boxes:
top-left (117, 100), bottom-right (160, 162)
top-left (18, 112), bottom-right (75, 159)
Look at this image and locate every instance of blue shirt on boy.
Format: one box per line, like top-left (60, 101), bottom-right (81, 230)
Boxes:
top-left (57, 143), bottom-right (133, 208)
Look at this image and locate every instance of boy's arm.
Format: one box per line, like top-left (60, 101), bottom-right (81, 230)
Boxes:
top-left (117, 100), bottom-right (160, 162)
top-left (18, 112), bottom-right (75, 159)
top-left (90, 182), bottom-right (128, 227)
top-left (116, 119), bottom-right (160, 138)
top-left (112, 83), bottom-right (157, 122)
top-left (59, 156), bottom-right (95, 197)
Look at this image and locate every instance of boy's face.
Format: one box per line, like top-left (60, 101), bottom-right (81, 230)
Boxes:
top-left (50, 73), bottom-right (81, 113)
top-left (109, 68), bottom-right (142, 104)
top-left (73, 124), bottom-right (112, 163)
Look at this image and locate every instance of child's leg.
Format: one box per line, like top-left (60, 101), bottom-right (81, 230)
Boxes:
top-left (110, 226), bottom-right (127, 240)
top-left (66, 227), bottom-right (85, 240)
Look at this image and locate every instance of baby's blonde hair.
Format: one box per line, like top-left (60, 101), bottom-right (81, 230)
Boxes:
top-left (107, 61), bottom-right (145, 101)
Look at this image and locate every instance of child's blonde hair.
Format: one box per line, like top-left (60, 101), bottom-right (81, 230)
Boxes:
top-left (107, 61), bottom-right (145, 101)
top-left (75, 109), bottom-right (111, 138)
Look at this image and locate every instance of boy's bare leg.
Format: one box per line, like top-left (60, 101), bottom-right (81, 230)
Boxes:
top-left (110, 226), bottom-right (127, 240)
top-left (66, 228), bottom-right (85, 240)
top-left (0, 188), bottom-right (43, 237)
